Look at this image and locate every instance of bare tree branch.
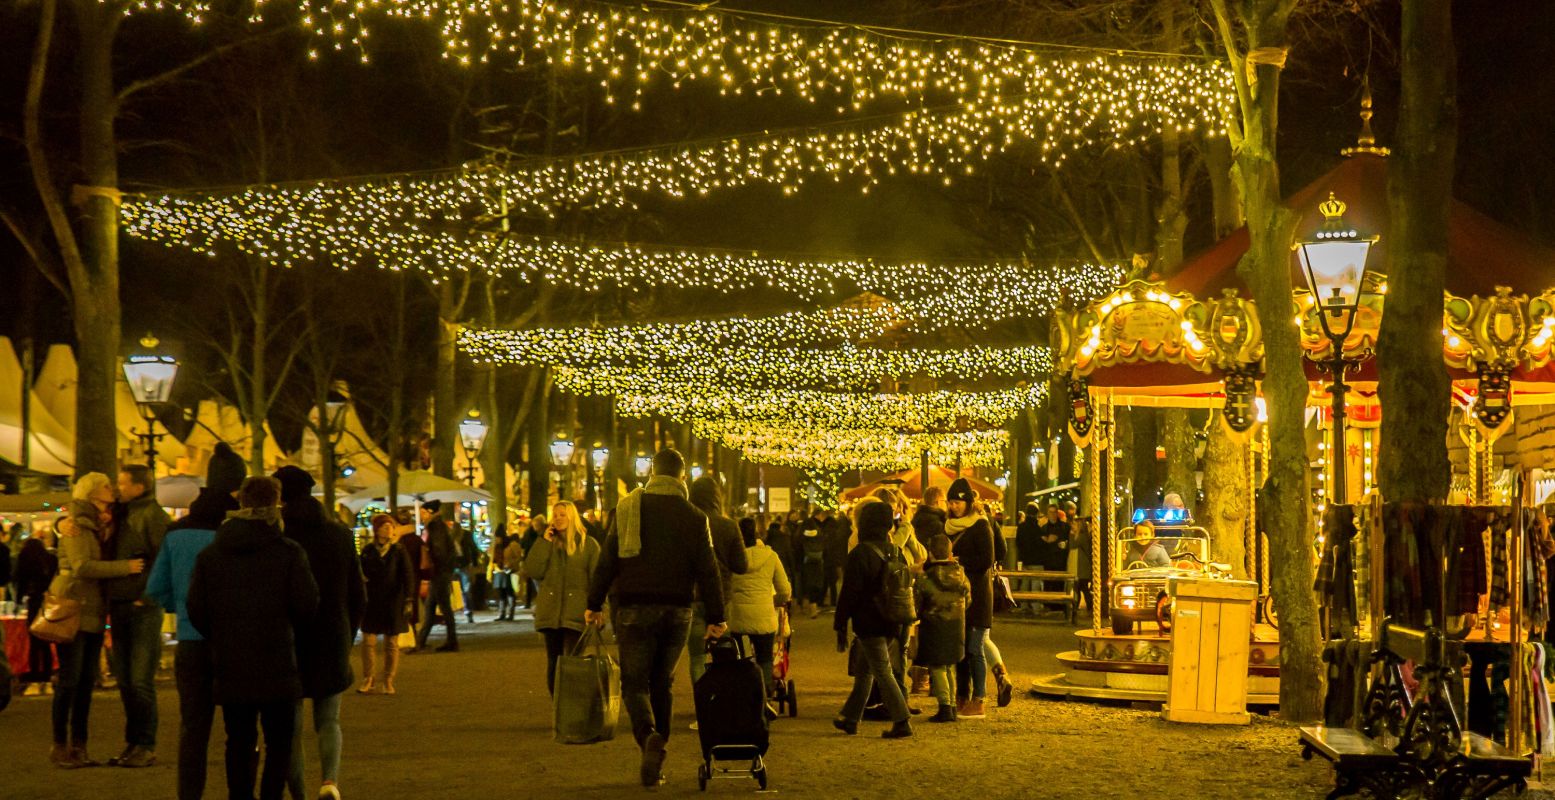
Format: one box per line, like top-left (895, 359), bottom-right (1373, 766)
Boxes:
top-left (116, 27), bottom-right (290, 106)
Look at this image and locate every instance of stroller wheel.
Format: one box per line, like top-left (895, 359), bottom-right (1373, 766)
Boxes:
top-left (788, 681), bottom-right (799, 717)
top-left (698, 762), bottom-right (709, 791)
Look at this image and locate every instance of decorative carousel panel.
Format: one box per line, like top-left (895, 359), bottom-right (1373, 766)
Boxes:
top-left (1444, 286), bottom-right (1534, 372)
top-left (1202, 289), bottom-right (1263, 369)
top-left (1065, 280), bottom-right (1215, 378)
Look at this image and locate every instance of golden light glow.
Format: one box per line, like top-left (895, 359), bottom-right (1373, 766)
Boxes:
top-left (693, 419), bottom-right (1007, 472)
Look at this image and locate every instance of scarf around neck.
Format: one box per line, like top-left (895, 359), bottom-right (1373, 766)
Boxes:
top-left (228, 506), bottom-right (283, 528)
top-left (614, 475), bottom-right (687, 558)
top-left (945, 512), bottom-right (986, 538)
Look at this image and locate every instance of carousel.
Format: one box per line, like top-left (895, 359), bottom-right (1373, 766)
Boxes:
top-left (1031, 108), bottom-right (1555, 719)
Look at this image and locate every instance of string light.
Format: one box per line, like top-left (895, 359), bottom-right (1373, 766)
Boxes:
top-left (694, 419), bottom-right (1007, 472)
top-left (463, 325), bottom-right (1054, 390)
top-left (555, 366), bottom-right (1047, 430)
top-left (131, 0), bottom-right (1234, 118)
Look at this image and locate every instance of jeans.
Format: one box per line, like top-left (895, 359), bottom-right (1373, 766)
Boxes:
top-left (416, 575), bottom-right (458, 648)
top-left (613, 604), bottom-right (692, 746)
top-left (175, 641), bottom-right (217, 800)
top-left (955, 626), bottom-right (990, 701)
top-left (733, 632), bottom-right (776, 695)
top-left (109, 600), bottom-right (163, 748)
top-left (984, 636), bottom-right (1004, 670)
top-left (540, 628), bottom-right (582, 695)
top-left (223, 699), bottom-right (297, 800)
top-left (801, 559), bottom-right (825, 605)
top-left (52, 631), bottom-right (104, 745)
top-left (686, 602), bottom-right (709, 686)
top-left (287, 692), bottom-right (343, 797)
top-left (840, 635), bottom-right (910, 725)
top-left (928, 665), bottom-right (955, 706)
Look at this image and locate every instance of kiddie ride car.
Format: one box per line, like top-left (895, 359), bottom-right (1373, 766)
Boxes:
top-left (1107, 508), bottom-right (1233, 636)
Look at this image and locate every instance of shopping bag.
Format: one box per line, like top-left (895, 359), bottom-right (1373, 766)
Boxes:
top-left (395, 630), bottom-right (416, 650)
top-left (553, 626), bottom-right (620, 744)
top-left (450, 581), bottom-right (465, 613)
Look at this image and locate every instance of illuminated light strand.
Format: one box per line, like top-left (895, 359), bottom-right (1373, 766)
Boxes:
top-left (481, 305), bottom-right (906, 351)
top-left (123, 0), bottom-right (1234, 117)
top-left (553, 366), bottom-right (1048, 430)
top-left (693, 419), bottom-right (1007, 472)
top-left (461, 326), bottom-right (1052, 390)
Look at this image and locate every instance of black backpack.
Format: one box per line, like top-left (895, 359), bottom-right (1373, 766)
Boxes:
top-left (867, 543), bottom-right (917, 625)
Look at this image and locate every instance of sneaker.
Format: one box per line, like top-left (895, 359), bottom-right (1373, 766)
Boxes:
top-left (831, 717), bottom-right (858, 736)
top-left (960, 699), bottom-right (987, 720)
top-left (67, 745), bottom-right (100, 769)
top-left (318, 783), bottom-right (342, 799)
top-left (881, 720), bottom-right (913, 739)
top-left (118, 747), bottom-right (157, 768)
top-left (49, 743), bottom-right (72, 766)
top-left (996, 673), bottom-right (1014, 708)
top-left (639, 733), bottom-right (668, 787)
top-left (928, 704), bottom-right (957, 723)
top-left (106, 745), bottom-right (135, 767)
top-left (23, 683), bottom-right (43, 697)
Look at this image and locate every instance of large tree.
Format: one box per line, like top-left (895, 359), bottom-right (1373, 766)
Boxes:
top-left (1377, 1), bottom-right (1455, 503)
top-left (1207, 0), bottom-right (1325, 722)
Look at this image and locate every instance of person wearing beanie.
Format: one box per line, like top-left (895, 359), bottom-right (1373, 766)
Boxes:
top-left (274, 466), bottom-right (365, 800)
top-left (945, 478), bottom-right (995, 720)
top-left (146, 449), bottom-right (243, 798)
top-left (188, 476), bottom-right (319, 800)
top-left (832, 501), bottom-right (913, 740)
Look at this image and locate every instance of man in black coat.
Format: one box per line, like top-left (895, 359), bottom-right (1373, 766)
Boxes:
top-left (415, 500), bottom-right (460, 652)
top-left (586, 449), bottom-right (726, 789)
top-left (188, 477), bottom-right (319, 800)
top-left (274, 467), bottom-right (365, 800)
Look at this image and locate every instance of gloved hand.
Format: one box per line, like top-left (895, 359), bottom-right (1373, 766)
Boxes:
top-left (836, 630), bottom-right (849, 654)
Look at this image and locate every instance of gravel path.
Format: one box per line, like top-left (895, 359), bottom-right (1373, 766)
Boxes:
top-left (1, 610), bottom-right (1545, 799)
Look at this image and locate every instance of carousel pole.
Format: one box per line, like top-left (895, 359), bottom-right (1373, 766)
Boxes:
top-left (1244, 437), bottom-right (1257, 582)
top-left (1509, 470), bottom-right (1528, 755)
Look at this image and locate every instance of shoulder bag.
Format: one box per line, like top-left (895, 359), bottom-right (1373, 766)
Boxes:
top-left (30, 593), bottom-right (82, 644)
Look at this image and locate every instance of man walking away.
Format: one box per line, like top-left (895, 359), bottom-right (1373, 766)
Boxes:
top-left (276, 467), bottom-right (366, 800)
top-left (105, 464), bottom-right (171, 768)
top-left (188, 476), bottom-right (319, 800)
top-left (145, 442), bottom-right (244, 799)
top-left (585, 449), bottom-right (727, 789)
top-left (415, 501), bottom-right (459, 652)
top-left (686, 475), bottom-right (747, 687)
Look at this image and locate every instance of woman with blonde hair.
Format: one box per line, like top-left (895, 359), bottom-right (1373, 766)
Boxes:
top-left (522, 501), bottom-right (601, 695)
top-left (50, 472), bottom-right (144, 768)
top-left (358, 514), bottom-right (416, 695)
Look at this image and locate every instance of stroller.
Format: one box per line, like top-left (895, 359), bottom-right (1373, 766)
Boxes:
top-left (769, 605), bottom-right (798, 717)
top-left (693, 636), bottom-right (771, 791)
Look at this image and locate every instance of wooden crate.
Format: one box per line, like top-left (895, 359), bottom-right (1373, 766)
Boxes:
top-left (1161, 578), bottom-right (1258, 725)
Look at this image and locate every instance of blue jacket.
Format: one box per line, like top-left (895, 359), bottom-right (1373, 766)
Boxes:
top-left (145, 487), bottom-right (235, 641)
top-left (146, 527), bottom-right (217, 641)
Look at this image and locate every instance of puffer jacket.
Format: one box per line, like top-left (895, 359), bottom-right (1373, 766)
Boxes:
top-left (51, 500), bottom-right (136, 633)
top-left (523, 534), bottom-right (601, 633)
top-left (913, 559), bottom-right (969, 667)
top-left (727, 542), bottom-right (791, 635)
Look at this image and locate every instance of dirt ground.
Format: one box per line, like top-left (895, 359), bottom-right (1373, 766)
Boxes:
top-left (1, 609), bottom-right (1546, 800)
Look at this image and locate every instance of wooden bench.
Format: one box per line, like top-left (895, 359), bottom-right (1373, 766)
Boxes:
top-left (1001, 569), bottom-right (1077, 624)
top-left (1299, 620), bottom-right (1532, 800)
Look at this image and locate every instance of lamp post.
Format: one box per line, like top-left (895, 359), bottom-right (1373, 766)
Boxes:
top-left (122, 334), bottom-right (179, 477)
top-left (588, 443), bottom-right (608, 510)
top-left (318, 390), bottom-right (349, 509)
top-left (1295, 193), bottom-right (1377, 506)
top-left (550, 433), bottom-right (575, 500)
top-left (458, 411), bottom-right (489, 487)
top-left (634, 452), bottom-right (652, 483)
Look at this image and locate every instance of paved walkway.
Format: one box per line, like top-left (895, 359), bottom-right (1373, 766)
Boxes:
top-left (0, 609), bottom-right (1477, 799)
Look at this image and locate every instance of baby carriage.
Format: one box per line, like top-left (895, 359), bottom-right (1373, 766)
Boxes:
top-left (769, 621), bottom-right (798, 717)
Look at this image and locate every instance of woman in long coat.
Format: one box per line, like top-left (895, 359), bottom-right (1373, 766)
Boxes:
top-left (521, 501), bottom-right (600, 695)
top-left (358, 514), bottom-right (416, 694)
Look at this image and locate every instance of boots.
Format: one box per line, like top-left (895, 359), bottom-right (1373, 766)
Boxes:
top-left (831, 716), bottom-right (858, 736)
top-left (881, 719), bottom-right (914, 739)
top-left (910, 667), bottom-right (931, 695)
top-left (384, 644), bottom-right (401, 695)
top-left (958, 698), bottom-right (986, 719)
top-left (929, 703), bottom-right (957, 723)
top-left (992, 663), bottom-right (1014, 708)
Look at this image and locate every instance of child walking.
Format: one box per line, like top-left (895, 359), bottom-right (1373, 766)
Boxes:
top-left (914, 534), bottom-right (969, 723)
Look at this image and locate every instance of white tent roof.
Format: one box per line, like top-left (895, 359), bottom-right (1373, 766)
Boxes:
top-left (0, 337), bottom-right (75, 475)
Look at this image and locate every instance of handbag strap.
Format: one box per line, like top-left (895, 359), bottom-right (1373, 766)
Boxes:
top-left (571, 625), bottom-right (606, 657)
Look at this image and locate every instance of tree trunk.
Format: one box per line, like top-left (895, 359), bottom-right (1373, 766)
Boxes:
top-left (1131, 408), bottom-right (1160, 506)
top-left (1204, 134), bottom-right (1242, 238)
top-left (73, 0), bottom-right (125, 478)
top-left (1210, 0), bottom-right (1324, 722)
top-left (1161, 410), bottom-right (1198, 503)
top-left (432, 280), bottom-right (461, 479)
top-left (1113, 408), bottom-right (1134, 513)
top-left (479, 280), bottom-right (508, 531)
top-left (1378, 0), bottom-right (1456, 504)
top-left (1202, 414), bottom-right (1249, 580)
top-left (527, 370), bottom-right (552, 514)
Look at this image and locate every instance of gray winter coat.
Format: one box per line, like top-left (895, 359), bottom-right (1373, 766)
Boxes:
top-left (523, 534), bottom-right (601, 633)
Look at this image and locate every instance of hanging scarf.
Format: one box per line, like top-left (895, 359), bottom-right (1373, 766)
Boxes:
top-left (945, 512), bottom-right (987, 538)
top-left (613, 475), bottom-right (687, 558)
top-left (228, 506), bottom-right (283, 528)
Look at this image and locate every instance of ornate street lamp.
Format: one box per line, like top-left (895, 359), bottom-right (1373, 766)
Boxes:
top-left (122, 334), bottom-right (179, 476)
top-left (585, 443), bottom-right (609, 511)
top-left (458, 411), bottom-right (489, 486)
top-left (1294, 193), bottom-right (1377, 505)
top-left (550, 433), bottom-right (575, 498)
top-left (634, 452), bottom-right (653, 480)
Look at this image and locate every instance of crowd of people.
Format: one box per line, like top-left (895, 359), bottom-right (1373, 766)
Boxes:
top-left (1, 445), bottom-right (1032, 795)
